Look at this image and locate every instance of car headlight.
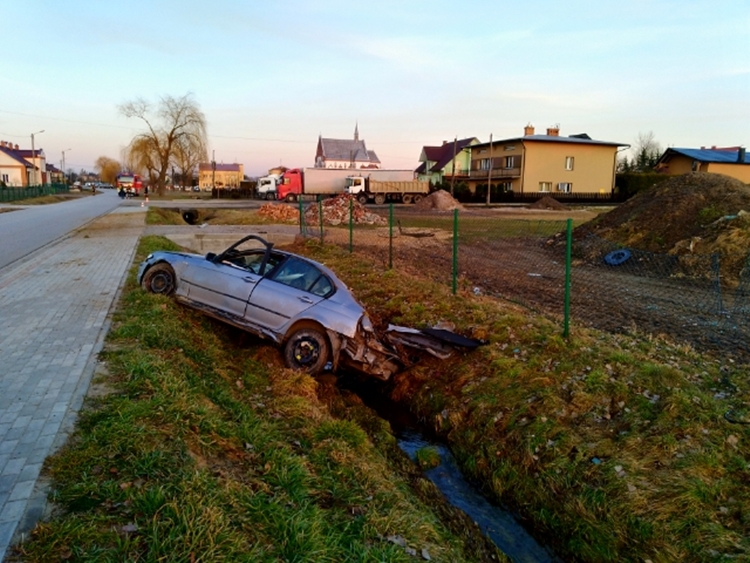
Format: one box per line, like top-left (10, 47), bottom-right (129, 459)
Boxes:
top-left (360, 315), bottom-right (374, 333)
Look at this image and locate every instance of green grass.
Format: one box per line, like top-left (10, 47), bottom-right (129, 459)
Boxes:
top-left (288, 240), bottom-right (750, 563)
top-left (13, 236), bottom-right (503, 563)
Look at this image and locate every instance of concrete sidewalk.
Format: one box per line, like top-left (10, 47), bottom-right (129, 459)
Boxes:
top-left (0, 208), bottom-right (145, 561)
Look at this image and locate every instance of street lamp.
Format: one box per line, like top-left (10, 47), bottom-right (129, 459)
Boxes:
top-left (62, 148), bottom-right (72, 185)
top-left (30, 130), bottom-right (44, 186)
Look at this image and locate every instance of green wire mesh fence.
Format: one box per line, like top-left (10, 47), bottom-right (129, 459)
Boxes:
top-left (299, 195), bottom-right (750, 362)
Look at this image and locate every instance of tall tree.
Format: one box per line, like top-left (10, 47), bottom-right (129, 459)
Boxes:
top-left (119, 93), bottom-right (207, 195)
top-left (94, 156), bottom-right (122, 185)
top-left (172, 129), bottom-right (207, 189)
top-left (632, 131), bottom-right (662, 172)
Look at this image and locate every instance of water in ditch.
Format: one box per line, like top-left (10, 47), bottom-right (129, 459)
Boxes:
top-left (340, 377), bottom-right (562, 563)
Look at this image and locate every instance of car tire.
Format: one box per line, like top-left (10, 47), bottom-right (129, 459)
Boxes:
top-left (357, 194), bottom-right (368, 205)
top-left (142, 263), bottom-right (177, 296)
top-left (374, 194), bottom-right (385, 205)
top-left (266, 192), bottom-right (275, 201)
top-left (283, 326), bottom-right (329, 375)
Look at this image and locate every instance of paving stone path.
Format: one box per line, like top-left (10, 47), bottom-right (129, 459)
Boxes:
top-left (0, 208), bottom-right (144, 560)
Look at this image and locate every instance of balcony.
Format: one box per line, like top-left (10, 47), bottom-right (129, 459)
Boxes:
top-left (469, 167), bottom-right (521, 179)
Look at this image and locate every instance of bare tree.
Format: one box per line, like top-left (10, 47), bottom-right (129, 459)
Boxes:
top-left (172, 130), bottom-right (207, 189)
top-left (632, 131), bottom-right (662, 172)
top-left (94, 156), bottom-right (122, 185)
top-left (119, 93), bottom-right (207, 195)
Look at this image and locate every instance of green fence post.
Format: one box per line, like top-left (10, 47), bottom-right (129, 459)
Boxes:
top-left (389, 203), bottom-right (393, 270)
top-left (299, 198), bottom-right (305, 235)
top-left (563, 218), bottom-right (572, 338)
top-left (349, 198), bottom-right (353, 253)
top-left (452, 208), bottom-right (459, 294)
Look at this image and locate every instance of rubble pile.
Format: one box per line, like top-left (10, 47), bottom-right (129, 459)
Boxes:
top-left (257, 203), bottom-right (299, 223)
top-left (303, 194), bottom-right (387, 226)
top-left (529, 195), bottom-right (569, 210)
top-left (413, 189), bottom-right (464, 211)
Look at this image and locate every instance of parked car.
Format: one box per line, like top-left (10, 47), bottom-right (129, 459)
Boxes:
top-left (138, 235), bottom-right (477, 379)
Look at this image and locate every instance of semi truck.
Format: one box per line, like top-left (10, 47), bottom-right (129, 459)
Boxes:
top-left (345, 177), bottom-right (430, 204)
top-left (276, 168), bottom-right (416, 202)
top-left (255, 173), bottom-right (281, 200)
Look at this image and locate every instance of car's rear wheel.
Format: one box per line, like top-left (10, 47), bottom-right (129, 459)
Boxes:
top-left (142, 263), bottom-right (176, 296)
top-left (283, 326), bottom-right (329, 375)
top-left (266, 192), bottom-right (275, 201)
top-left (374, 194), bottom-right (386, 205)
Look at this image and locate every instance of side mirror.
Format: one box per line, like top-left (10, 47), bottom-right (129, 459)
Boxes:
top-left (206, 252), bottom-right (217, 262)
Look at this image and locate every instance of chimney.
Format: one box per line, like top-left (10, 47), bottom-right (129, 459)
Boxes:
top-left (546, 126), bottom-right (560, 137)
top-left (0, 141), bottom-right (5, 148)
top-left (739, 147), bottom-right (746, 163)
top-left (524, 124), bottom-right (535, 136)
top-left (14, 144), bottom-right (19, 150)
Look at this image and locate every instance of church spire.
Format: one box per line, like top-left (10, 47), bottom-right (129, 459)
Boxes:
top-left (354, 122), bottom-right (359, 142)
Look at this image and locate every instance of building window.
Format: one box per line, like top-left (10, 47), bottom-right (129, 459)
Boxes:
top-left (504, 156), bottom-right (515, 169)
top-left (1, 174), bottom-right (8, 184)
top-left (504, 145), bottom-right (516, 151)
top-left (539, 182), bottom-right (552, 192)
top-left (565, 156), bottom-right (574, 170)
top-left (500, 181), bottom-right (513, 192)
top-left (479, 158), bottom-right (491, 170)
top-left (558, 182), bottom-right (572, 193)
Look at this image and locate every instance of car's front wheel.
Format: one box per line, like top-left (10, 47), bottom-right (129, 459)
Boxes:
top-left (283, 326), bottom-right (329, 375)
top-left (142, 263), bottom-right (176, 296)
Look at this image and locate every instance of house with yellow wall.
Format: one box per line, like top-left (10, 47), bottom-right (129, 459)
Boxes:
top-left (198, 162), bottom-right (244, 190)
top-left (654, 147), bottom-right (750, 183)
top-left (467, 125), bottom-right (628, 198)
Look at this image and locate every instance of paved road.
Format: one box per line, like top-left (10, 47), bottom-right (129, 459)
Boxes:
top-left (0, 190), bottom-right (123, 270)
top-left (0, 201), bottom-right (145, 561)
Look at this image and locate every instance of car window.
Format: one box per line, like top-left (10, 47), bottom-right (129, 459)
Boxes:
top-left (221, 251), bottom-right (281, 275)
top-left (269, 257), bottom-right (333, 296)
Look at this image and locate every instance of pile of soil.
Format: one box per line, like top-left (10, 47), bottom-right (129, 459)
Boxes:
top-left (578, 172), bottom-right (750, 278)
top-left (304, 194), bottom-right (386, 226)
top-left (529, 195), bottom-right (569, 210)
top-left (414, 190), bottom-right (464, 211)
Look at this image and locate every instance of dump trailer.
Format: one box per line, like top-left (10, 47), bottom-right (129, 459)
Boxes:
top-left (345, 177), bottom-right (430, 204)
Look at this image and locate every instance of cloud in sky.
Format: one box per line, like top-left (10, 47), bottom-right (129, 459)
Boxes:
top-left (0, 0), bottom-right (747, 175)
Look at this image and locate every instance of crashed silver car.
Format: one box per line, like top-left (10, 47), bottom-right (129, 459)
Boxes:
top-left (138, 235), bottom-right (478, 379)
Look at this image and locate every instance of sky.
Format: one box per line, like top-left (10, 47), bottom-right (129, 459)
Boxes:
top-left (1, 0), bottom-right (748, 177)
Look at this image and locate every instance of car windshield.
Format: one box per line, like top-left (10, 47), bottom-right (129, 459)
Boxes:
top-left (118, 176), bottom-right (134, 183)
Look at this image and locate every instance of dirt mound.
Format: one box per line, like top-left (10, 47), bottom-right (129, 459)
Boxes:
top-left (529, 195), bottom-right (569, 210)
top-left (414, 189), bottom-right (464, 211)
top-left (304, 194), bottom-right (386, 226)
top-left (578, 172), bottom-right (750, 279)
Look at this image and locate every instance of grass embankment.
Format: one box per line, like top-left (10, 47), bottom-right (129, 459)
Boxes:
top-left (146, 207), bottom-right (282, 226)
top-left (12, 236), bottom-right (503, 563)
top-left (292, 242), bottom-right (750, 563)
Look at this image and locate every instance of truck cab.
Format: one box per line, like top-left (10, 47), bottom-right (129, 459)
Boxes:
top-left (256, 174), bottom-right (280, 200)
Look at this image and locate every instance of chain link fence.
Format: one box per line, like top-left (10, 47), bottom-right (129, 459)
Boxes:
top-left (0, 183), bottom-right (70, 203)
top-left (299, 198), bottom-right (750, 362)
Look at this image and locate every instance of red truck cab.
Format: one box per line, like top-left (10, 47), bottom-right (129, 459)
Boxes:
top-left (277, 169), bottom-right (303, 202)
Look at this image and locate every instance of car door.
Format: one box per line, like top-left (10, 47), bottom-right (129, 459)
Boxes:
top-left (182, 258), bottom-right (261, 319)
top-left (245, 257), bottom-right (329, 332)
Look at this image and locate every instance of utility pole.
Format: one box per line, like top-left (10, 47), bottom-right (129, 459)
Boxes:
top-left (30, 130), bottom-right (44, 186)
top-left (62, 148), bottom-right (71, 185)
top-left (450, 136), bottom-right (457, 197)
top-left (211, 150), bottom-right (216, 190)
top-left (486, 133), bottom-right (492, 206)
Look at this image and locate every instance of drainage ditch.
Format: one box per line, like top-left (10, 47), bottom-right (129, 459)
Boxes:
top-left (333, 374), bottom-right (563, 563)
